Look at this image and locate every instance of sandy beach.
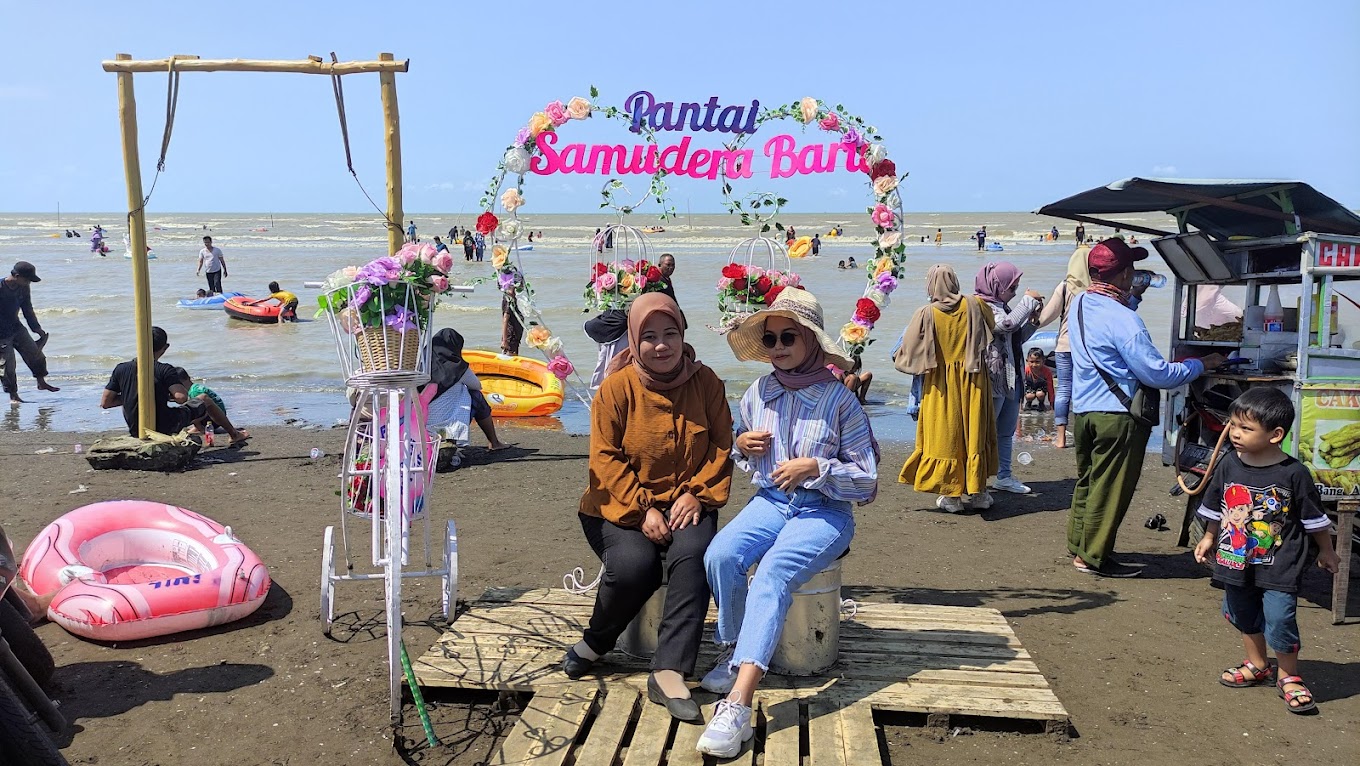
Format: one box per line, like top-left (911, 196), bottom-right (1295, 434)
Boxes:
top-left (1, 423), bottom-right (1353, 766)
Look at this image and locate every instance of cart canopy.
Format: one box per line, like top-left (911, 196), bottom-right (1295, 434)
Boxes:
top-left (1036, 178), bottom-right (1360, 240)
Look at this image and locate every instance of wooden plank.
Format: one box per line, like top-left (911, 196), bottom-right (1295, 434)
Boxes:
top-left (762, 694), bottom-right (802, 766)
top-left (621, 696), bottom-right (673, 766)
top-left (837, 651), bottom-right (1040, 675)
top-left (102, 55), bottom-right (410, 74)
top-left (832, 685), bottom-right (1067, 720)
top-left (667, 701), bottom-right (710, 766)
top-left (490, 684), bottom-right (597, 766)
top-left (807, 698), bottom-right (848, 766)
top-left (573, 686), bottom-right (638, 766)
top-left (836, 702), bottom-right (880, 766)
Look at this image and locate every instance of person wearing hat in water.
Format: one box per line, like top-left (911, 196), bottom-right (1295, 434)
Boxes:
top-left (696, 288), bottom-right (877, 758)
top-left (1067, 238), bottom-right (1224, 577)
top-left (0, 261), bottom-right (60, 405)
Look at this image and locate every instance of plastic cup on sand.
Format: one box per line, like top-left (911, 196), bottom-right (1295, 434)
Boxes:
top-left (1017, 452), bottom-right (1034, 466)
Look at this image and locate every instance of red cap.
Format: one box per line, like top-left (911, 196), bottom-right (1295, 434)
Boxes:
top-left (1086, 238), bottom-right (1148, 278)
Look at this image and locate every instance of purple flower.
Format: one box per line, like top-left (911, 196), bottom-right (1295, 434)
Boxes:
top-left (876, 273), bottom-right (898, 294)
top-left (514, 127), bottom-right (532, 147)
top-left (353, 285), bottom-right (372, 307)
top-left (842, 127), bottom-right (863, 148)
top-left (498, 272), bottom-right (516, 290)
top-left (384, 304), bottom-right (418, 332)
top-left (852, 314), bottom-right (874, 328)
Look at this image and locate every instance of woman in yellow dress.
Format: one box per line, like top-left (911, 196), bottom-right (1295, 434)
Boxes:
top-left (893, 264), bottom-right (998, 512)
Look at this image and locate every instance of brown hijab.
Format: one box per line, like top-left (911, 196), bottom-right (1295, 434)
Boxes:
top-left (893, 264), bottom-right (992, 375)
top-left (604, 292), bottom-right (702, 391)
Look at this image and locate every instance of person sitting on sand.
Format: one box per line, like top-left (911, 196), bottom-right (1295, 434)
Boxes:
top-left (561, 294), bottom-right (732, 725)
top-left (696, 289), bottom-right (875, 758)
top-left (843, 355), bottom-right (873, 404)
top-left (424, 328), bottom-right (510, 455)
top-left (101, 326), bottom-right (249, 444)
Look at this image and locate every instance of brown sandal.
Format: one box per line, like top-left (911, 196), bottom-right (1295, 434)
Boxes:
top-left (1220, 660), bottom-right (1274, 688)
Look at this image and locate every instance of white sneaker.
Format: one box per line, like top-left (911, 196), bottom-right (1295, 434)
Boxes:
top-left (700, 645), bottom-right (737, 694)
top-left (696, 696), bottom-right (754, 758)
top-left (964, 492), bottom-right (993, 510)
top-left (935, 495), bottom-right (965, 513)
top-left (991, 476), bottom-right (1031, 494)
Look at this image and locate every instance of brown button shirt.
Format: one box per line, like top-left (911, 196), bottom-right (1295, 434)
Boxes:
top-left (581, 364), bottom-right (733, 527)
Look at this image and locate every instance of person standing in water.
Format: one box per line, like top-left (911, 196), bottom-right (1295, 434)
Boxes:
top-left (197, 236), bottom-right (227, 294)
top-left (976, 226), bottom-right (987, 252)
top-left (406, 220), bottom-right (418, 243)
top-left (1, 261), bottom-right (60, 404)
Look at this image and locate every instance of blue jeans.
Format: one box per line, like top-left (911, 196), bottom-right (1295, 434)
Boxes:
top-left (705, 488), bottom-right (855, 672)
top-left (1054, 352), bottom-right (1073, 426)
top-left (993, 389), bottom-right (1021, 480)
top-left (1223, 583), bottom-right (1301, 654)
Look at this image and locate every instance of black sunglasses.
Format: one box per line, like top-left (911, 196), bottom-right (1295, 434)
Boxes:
top-left (761, 330), bottom-right (801, 349)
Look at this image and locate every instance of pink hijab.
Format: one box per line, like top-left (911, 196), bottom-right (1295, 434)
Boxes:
top-left (974, 261), bottom-right (1022, 306)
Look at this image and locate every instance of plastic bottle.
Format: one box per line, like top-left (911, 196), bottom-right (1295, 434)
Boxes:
top-left (203, 430), bottom-right (214, 447)
top-left (1017, 452), bottom-right (1034, 466)
top-left (1264, 285), bottom-right (1284, 332)
top-left (1132, 271), bottom-right (1168, 290)
top-left (73, 443), bottom-right (83, 454)
top-left (310, 448), bottom-right (325, 460)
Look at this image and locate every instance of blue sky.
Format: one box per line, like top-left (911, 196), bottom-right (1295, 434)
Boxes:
top-left (1, 0), bottom-right (1356, 215)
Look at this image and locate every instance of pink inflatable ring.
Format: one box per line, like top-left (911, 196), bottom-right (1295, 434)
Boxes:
top-left (19, 501), bottom-right (271, 642)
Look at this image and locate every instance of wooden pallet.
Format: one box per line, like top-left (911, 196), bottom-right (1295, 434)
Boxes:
top-left (414, 586), bottom-right (1070, 764)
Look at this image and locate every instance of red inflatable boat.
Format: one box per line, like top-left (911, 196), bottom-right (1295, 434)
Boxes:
top-left (224, 296), bottom-right (283, 323)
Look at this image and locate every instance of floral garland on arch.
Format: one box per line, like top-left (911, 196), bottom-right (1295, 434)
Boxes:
top-left (716, 96), bottom-right (906, 360)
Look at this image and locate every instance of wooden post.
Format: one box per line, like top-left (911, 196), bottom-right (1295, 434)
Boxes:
top-left (378, 52), bottom-right (404, 255)
top-left (115, 53), bottom-right (156, 439)
top-left (1334, 499), bottom-right (1355, 624)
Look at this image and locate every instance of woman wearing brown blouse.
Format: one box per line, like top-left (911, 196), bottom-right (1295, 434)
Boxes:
top-left (563, 293), bottom-right (733, 722)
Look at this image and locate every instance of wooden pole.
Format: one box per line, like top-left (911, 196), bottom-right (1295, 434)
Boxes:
top-left (378, 52), bottom-right (404, 255)
top-left (102, 56), bottom-right (409, 75)
top-left (115, 53), bottom-right (156, 439)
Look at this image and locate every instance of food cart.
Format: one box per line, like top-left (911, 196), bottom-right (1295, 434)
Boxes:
top-left (1038, 178), bottom-right (1360, 623)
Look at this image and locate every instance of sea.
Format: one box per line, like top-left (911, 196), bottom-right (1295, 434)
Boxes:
top-left (0, 211), bottom-right (1181, 444)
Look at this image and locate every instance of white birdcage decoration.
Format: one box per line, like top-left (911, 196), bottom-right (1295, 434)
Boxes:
top-left (713, 237), bottom-right (802, 331)
top-left (584, 223), bottom-right (663, 312)
top-left (340, 394), bottom-right (437, 521)
top-left (321, 279), bottom-right (437, 386)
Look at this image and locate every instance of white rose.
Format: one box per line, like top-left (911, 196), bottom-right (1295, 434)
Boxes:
top-left (503, 147), bottom-right (531, 175)
top-left (863, 144), bottom-right (887, 166)
top-left (498, 219), bottom-right (523, 240)
top-left (878, 231), bottom-right (902, 250)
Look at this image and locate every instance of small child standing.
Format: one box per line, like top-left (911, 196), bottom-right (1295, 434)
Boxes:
top-left (1194, 387), bottom-right (1339, 714)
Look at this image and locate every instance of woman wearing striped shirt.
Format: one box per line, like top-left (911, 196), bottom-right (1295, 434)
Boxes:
top-left (696, 288), bottom-right (878, 758)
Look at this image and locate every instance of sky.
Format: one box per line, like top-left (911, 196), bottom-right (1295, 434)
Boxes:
top-left (1, 0), bottom-right (1357, 216)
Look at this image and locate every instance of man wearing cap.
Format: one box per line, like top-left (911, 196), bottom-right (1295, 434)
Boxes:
top-left (1066, 239), bottom-right (1224, 577)
top-left (0, 261), bottom-right (60, 405)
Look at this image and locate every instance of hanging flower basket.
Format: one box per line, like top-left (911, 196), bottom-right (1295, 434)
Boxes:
top-left (711, 237), bottom-right (802, 332)
top-left (584, 224), bottom-right (670, 312)
top-left (318, 242), bottom-right (455, 385)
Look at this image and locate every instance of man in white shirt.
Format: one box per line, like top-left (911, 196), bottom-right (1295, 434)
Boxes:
top-left (196, 236), bottom-right (227, 294)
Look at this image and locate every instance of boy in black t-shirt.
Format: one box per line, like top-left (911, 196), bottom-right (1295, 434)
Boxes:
top-left (1194, 387), bottom-right (1339, 714)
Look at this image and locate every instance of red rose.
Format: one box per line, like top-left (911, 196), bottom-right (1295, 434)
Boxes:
top-left (476, 212), bottom-right (499, 235)
top-left (754, 276), bottom-right (773, 296)
top-left (765, 285), bottom-right (785, 304)
top-left (870, 159), bottom-right (896, 180)
top-left (593, 262), bottom-right (608, 277)
top-left (721, 263), bottom-right (746, 279)
top-left (646, 266), bottom-right (662, 282)
top-left (732, 277), bottom-right (748, 293)
top-left (855, 298), bottom-right (881, 323)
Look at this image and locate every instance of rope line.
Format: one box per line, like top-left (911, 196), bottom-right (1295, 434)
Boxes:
top-left (127, 58), bottom-right (180, 226)
top-left (329, 52), bottom-right (399, 237)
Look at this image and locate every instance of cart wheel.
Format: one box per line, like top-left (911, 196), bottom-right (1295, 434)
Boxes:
top-left (442, 520), bottom-right (458, 622)
top-left (321, 525), bottom-right (336, 636)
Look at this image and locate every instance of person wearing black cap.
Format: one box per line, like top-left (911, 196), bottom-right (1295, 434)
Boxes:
top-left (1066, 239), bottom-right (1224, 577)
top-left (0, 261), bottom-right (60, 405)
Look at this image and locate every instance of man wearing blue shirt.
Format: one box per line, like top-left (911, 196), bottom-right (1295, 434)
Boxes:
top-left (1067, 239), bottom-right (1224, 577)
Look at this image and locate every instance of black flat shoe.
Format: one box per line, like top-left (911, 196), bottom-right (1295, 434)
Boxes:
top-left (647, 673), bottom-right (701, 722)
top-left (561, 647), bottom-right (595, 679)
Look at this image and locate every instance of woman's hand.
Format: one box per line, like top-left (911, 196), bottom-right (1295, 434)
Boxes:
top-left (771, 457), bottom-right (821, 492)
top-left (736, 430), bottom-right (772, 456)
top-left (668, 492), bottom-right (703, 530)
top-left (1024, 289), bottom-right (1044, 301)
top-left (641, 508), bottom-right (672, 544)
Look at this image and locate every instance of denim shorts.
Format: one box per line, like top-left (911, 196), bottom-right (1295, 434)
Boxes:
top-left (1222, 582), bottom-right (1300, 654)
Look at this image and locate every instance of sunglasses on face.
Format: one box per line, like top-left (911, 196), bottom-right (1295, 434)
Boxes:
top-left (761, 330), bottom-right (801, 349)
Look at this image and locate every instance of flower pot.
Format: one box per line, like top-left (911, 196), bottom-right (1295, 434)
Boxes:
top-left (355, 327), bottom-right (422, 374)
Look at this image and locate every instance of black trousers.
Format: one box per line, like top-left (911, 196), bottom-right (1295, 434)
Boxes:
top-left (206, 270), bottom-right (224, 294)
top-left (579, 512), bottom-right (716, 675)
top-left (0, 330), bottom-right (48, 395)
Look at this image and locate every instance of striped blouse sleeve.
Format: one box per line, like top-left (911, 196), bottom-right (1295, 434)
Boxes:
top-left (803, 391), bottom-right (878, 502)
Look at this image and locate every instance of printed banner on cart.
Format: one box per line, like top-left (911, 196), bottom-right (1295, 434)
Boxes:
top-left (1296, 384), bottom-right (1360, 495)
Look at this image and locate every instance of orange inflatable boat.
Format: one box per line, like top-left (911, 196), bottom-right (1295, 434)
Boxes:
top-left (464, 350), bottom-right (564, 417)
top-left (223, 296), bottom-right (284, 323)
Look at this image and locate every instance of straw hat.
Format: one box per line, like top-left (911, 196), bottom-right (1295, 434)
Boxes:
top-left (727, 288), bottom-right (854, 371)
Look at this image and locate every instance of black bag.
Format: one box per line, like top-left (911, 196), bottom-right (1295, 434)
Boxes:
top-left (1076, 297), bottom-right (1160, 428)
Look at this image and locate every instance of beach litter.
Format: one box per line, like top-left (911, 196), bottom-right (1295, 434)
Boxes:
top-left (68, 484), bottom-right (88, 494)
top-left (35, 447), bottom-right (56, 454)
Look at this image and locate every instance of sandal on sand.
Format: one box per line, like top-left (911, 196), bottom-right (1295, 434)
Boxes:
top-left (228, 429), bottom-right (251, 448)
top-left (1220, 660), bottom-right (1274, 688)
top-left (1277, 675), bottom-right (1317, 713)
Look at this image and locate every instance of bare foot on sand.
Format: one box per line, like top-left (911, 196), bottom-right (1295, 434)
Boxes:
top-left (488, 441), bottom-right (514, 451)
top-left (9, 396), bottom-right (24, 406)
top-left (37, 381), bottom-right (60, 392)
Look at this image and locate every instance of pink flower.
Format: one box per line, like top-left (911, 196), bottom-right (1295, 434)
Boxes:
top-left (545, 100), bottom-right (569, 127)
top-left (636, 275), bottom-right (648, 291)
top-left (567, 96), bottom-right (591, 120)
top-left (433, 252), bottom-right (454, 273)
top-left (748, 265), bottom-right (765, 279)
top-left (430, 275), bottom-right (449, 292)
top-left (871, 203), bottom-right (897, 229)
top-left (547, 355), bottom-right (574, 381)
top-left (717, 276), bottom-right (733, 290)
top-left (396, 244), bottom-right (419, 266)
top-left (818, 112), bottom-right (840, 131)
top-left (781, 272), bottom-right (801, 287)
top-left (596, 272), bottom-right (617, 290)
top-left (418, 243), bottom-right (438, 264)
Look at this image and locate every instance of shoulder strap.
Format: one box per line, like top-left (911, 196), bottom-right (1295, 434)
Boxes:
top-left (1075, 296), bottom-right (1135, 409)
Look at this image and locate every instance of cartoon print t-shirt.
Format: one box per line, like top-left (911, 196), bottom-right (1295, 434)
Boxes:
top-left (1196, 451), bottom-right (1330, 593)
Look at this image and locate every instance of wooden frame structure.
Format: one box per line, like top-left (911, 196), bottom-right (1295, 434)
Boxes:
top-left (102, 53), bottom-right (408, 437)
